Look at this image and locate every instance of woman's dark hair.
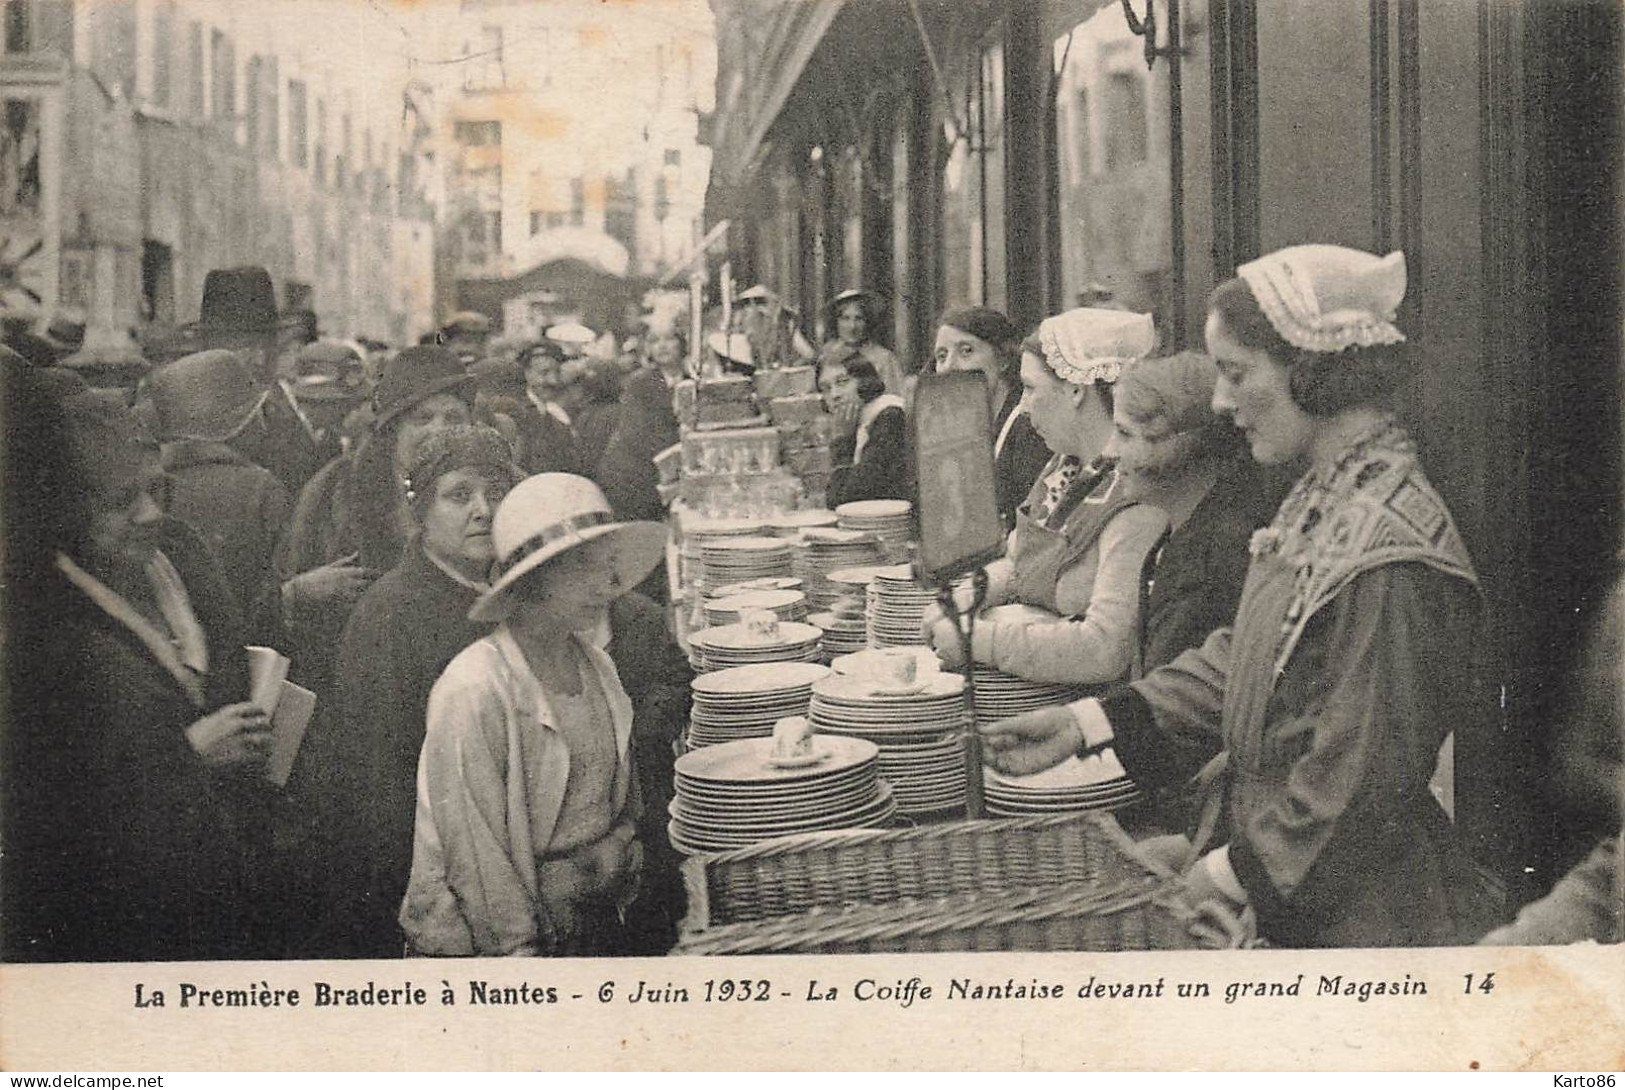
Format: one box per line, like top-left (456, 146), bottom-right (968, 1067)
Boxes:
top-left (1208, 277), bottom-right (1409, 417)
top-left (1017, 329), bottom-right (1116, 416)
top-left (817, 349), bottom-right (886, 403)
top-left (936, 305), bottom-right (1022, 384)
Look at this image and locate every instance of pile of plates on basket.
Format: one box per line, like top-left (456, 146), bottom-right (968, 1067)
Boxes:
top-left (808, 670), bottom-right (970, 817)
top-left (668, 735), bottom-right (897, 854)
top-left (836, 500), bottom-right (914, 562)
top-left (970, 665), bottom-right (1095, 727)
top-left (687, 662), bottom-right (831, 748)
top-left (865, 564), bottom-right (941, 648)
top-left (793, 528), bottom-right (886, 611)
top-left (984, 751), bottom-right (1141, 816)
top-left (705, 587), bottom-right (809, 627)
top-left (689, 620), bottom-right (824, 672)
top-left (701, 536), bottom-right (794, 589)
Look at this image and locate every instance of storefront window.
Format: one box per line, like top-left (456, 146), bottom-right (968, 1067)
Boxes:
top-left (1052, 5), bottom-right (1170, 317)
top-left (939, 30), bottom-right (1006, 311)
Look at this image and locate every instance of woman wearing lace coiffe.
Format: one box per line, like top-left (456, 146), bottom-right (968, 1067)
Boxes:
top-left (981, 246), bottom-right (1496, 948)
top-left (922, 308), bottom-right (1168, 691)
top-left (399, 473), bottom-right (667, 956)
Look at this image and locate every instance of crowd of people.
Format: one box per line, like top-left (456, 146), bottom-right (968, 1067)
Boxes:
top-left (1, 245), bottom-right (1617, 963)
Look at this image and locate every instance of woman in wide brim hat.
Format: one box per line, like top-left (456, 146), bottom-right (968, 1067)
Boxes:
top-left (400, 473), bottom-right (667, 957)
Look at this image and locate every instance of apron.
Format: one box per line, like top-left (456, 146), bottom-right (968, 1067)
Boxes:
top-left (1011, 465), bottom-right (1140, 615)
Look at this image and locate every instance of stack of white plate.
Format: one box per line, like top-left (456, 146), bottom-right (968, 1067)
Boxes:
top-left (680, 518), bottom-right (770, 592)
top-left (864, 565), bottom-right (940, 648)
top-left (807, 610), bottom-right (869, 656)
top-left (701, 536), bottom-right (795, 590)
top-left (690, 620), bottom-right (825, 672)
top-left (808, 672), bottom-right (970, 817)
top-left (984, 752), bottom-right (1141, 816)
top-left (836, 499), bottom-right (914, 562)
top-left (793, 528), bottom-right (885, 611)
top-left (768, 509), bottom-right (839, 535)
top-left (970, 665), bottom-right (1094, 727)
top-left (668, 735), bottom-right (896, 854)
top-left (687, 662), bottom-right (831, 748)
top-left (705, 587), bottom-right (810, 627)
top-left (710, 576), bottom-right (804, 599)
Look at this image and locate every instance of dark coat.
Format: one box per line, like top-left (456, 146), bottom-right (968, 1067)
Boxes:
top-left (290, 545), bottom-right (490, 957)
top-left (1140, 459), bottom-right (1293, 673)
top-left (4, 521), bottom-right (271, 962)
top-left (604, 590), bottom-right (693, 954)
top-left (162, 438), bottom-right (290, 649)
top-left (516, 401), bottom-right (586, 477)
top-left (829, 404), bottom-right (911, 507)
top-left (573, 398), bottom-right (620, 479)
top-left (597, 368), bottom-right (679, 524)
top-left (994, 388), bottom-right (1052, 532)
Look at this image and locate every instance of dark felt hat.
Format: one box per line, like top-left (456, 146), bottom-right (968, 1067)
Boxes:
top-left (147, 349), bottom-right (270, 441)
top-left (372, 345), bottom-right (475, 432)
top-left (200, 267), bottom-right (279, 332)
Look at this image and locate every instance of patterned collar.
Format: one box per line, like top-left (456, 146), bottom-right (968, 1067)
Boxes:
top-left (1249, 414), bottom-right (1478, 676)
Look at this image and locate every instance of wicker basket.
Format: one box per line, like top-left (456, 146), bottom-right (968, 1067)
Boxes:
top-left (674, 812), bottom-right (1238, 954)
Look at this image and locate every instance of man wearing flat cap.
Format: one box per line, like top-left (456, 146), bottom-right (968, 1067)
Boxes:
top-left (439, 311), bottom-right (491, 364)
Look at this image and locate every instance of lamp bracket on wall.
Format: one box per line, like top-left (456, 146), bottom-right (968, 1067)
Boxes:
top-left (1120, 0), bottom-right (1184, 69)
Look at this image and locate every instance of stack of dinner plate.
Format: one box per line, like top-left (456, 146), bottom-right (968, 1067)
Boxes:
top-left (768, 509), bottom-right (839, 536)
top-left (825, 649), bottom-right (968, 816)
top-left (807, 609), bottom-right (869, 656)
top-left (705, 587), bottom-right (810, 627)
top-left (970, 665), bottom-right (1095, 727)
top-left (710, 576), bottom-right (804, 599)
top-left (793, 528), bottom-right (886, 611)
top-left (808, 672), bottom-right (970, 817)
top-left (686, 662), bottom-right (831, 748)
top-left (864, 564), bottom-right (940, 648)
top-left (679, 517), bottom-right (769, 592)
top-left (690, 620), bottom-right (824, 672)
top-left (701, 536), bottom-right (795, 590)
top-left (835, 499), bottom-right (914, 562)
top-left (668, 735), bottom-right (896, 854)
top-left (984, 751), bottom-right (1141, 816)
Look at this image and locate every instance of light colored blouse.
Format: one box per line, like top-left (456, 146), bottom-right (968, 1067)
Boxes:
top-left (399, 626), bottom-right (634, 956)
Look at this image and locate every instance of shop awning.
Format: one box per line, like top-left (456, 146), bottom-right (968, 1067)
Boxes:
top-left (707, 0), bottom-right (846, 191)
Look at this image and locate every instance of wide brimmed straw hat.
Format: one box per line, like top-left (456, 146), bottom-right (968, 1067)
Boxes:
top-left (470, 473), bottom-right (668, 623)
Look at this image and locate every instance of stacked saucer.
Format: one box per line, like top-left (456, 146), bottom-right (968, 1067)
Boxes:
top-left (794, 528), bottom-right (885, 610)
top-left (970, 665), bottom-right (1094, 727)
top-left (768, 509), bottom-right (839, 535)
top-left (705, 587), bottom-right (810, 627)
top-left (808, 672), bottom-right (970, 817)
top-left (690, 621), bottom-right (824, 672)
top-left (687, 662), bottom-right (831, 748)
top-left (701, 536), bottom-right (795, 590)
top-left (984, 751), bottom-right (1141, 816)
top-left (865, 565), bottom-right (939, 648)
top-left (836, 500), bottom-right (914, 562)
top-left (669, 735), bottom-right (896, 854)
top-left (808, 610), bottom-right (868, 656)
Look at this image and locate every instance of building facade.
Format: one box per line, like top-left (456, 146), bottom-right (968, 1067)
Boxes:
top-left (707, 0), bottom-right (1623, 906)
top-left (427, 0), bottom-right (714, 333)
top-left (0, 0), bottom-right (439, 348)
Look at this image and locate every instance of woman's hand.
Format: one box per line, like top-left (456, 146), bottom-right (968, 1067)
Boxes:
top-left (979, 705), bottom-right (1082, 776)
top-left (283, 552), bottom-right (377, 609)
top-left (923, 612), bottom-right (967, 669)
top-left (186, 702), bottom-right (272, 769)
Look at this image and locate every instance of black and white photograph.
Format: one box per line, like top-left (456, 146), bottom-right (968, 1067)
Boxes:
top-left (0, 0), bottom-right (1620, 1073)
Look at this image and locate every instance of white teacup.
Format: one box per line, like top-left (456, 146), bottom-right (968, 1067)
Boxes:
top-left (742, 609), bottom-right (780, 642)
top-left (865, 648), bottom-right (919, 689)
